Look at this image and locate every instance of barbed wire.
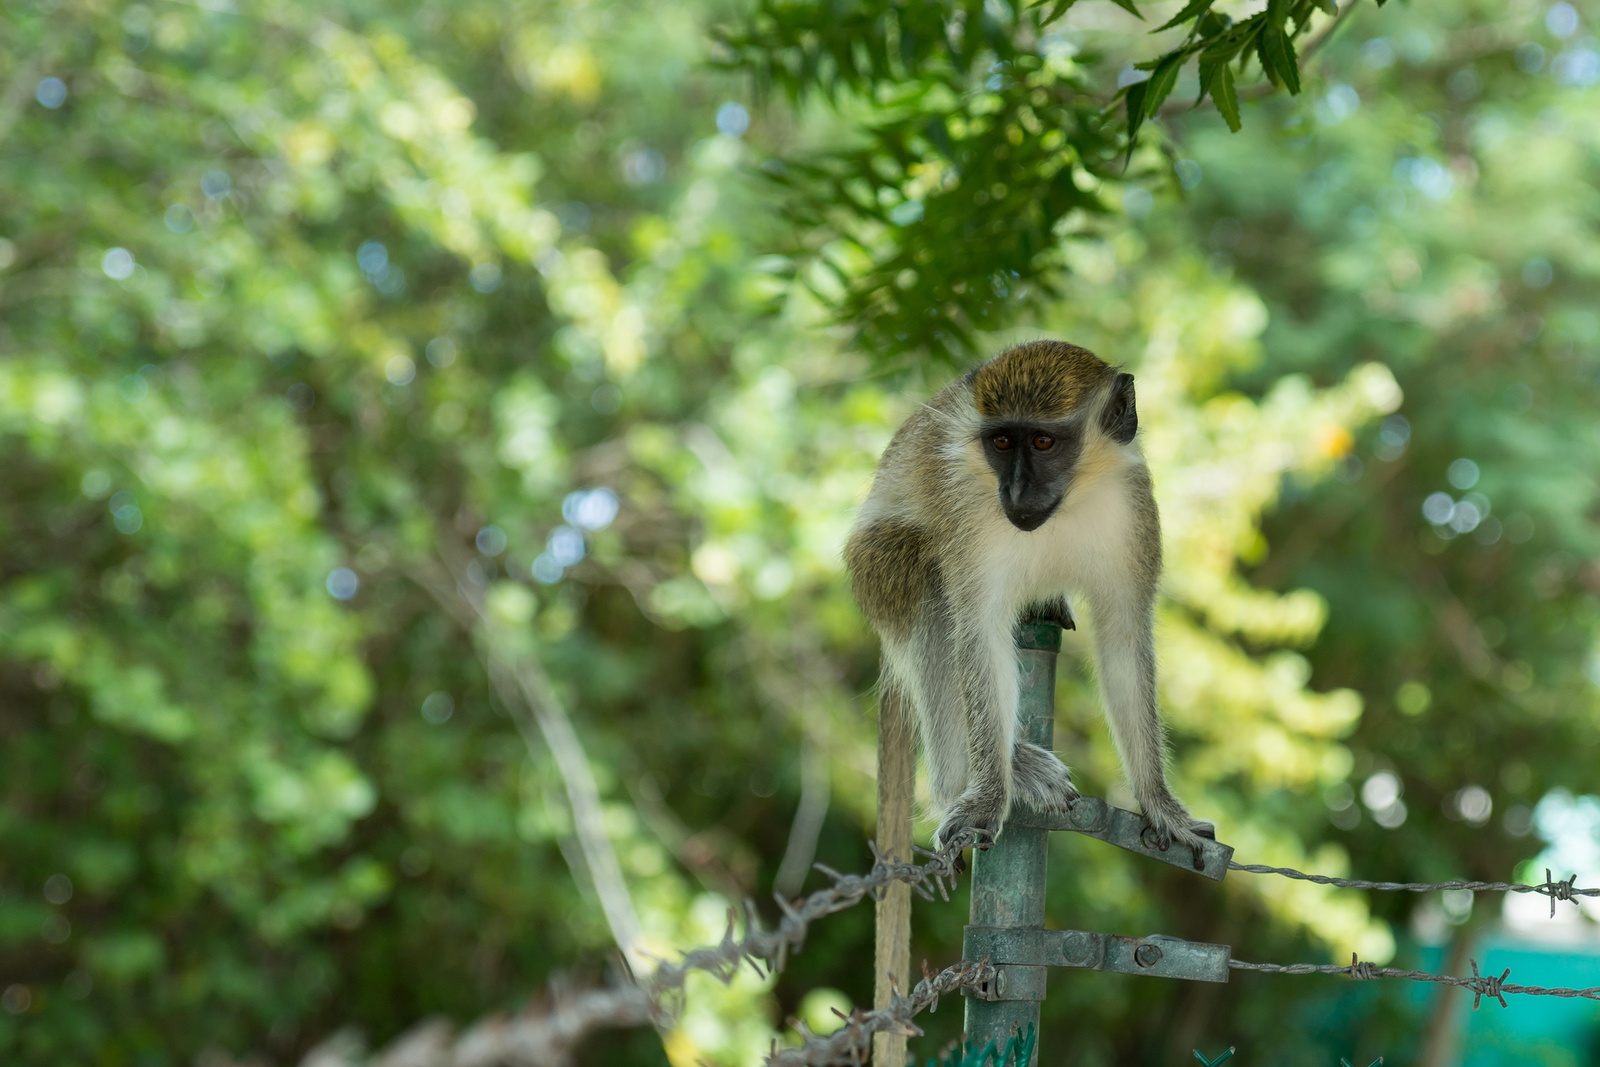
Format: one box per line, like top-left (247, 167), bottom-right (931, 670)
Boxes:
top-left (767, 955), bottom-right (999, 1067)
top-left (299, 835), bottom-right (983, 1067)
top-left (294, 842), bottom-right (1599, 1066)
top-left (1228, 863), bottom-right (1598, 918)
top-left (1230, 953), bottom-right (1600, 1009)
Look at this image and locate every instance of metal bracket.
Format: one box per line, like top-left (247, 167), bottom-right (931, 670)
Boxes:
top-left (1008, 795), bottom-right (1235, 881)
top-left (964, 925), bottom-right (1232, 990)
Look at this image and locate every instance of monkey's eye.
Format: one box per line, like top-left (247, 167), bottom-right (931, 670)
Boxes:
top-left (992, 434), bottom-right (1012, 451)
top-left (1031, 434), bottom-right (1055, 451)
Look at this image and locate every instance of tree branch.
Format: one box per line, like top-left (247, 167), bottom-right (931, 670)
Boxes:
top-left (409, 547), bottom-right (647, 978)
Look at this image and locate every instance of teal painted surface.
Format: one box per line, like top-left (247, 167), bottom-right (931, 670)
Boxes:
top-left (1448, 935), bottom-right (1600, 1066)
top-left (963, 623), bottom-right (1060, 1066)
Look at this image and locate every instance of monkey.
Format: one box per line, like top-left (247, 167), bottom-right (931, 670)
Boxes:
top-left (846, 339), bottom-right (1214, 864)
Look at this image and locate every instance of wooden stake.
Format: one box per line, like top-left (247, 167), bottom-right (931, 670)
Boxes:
top-left (872, 681), bottom-right (914, 1067)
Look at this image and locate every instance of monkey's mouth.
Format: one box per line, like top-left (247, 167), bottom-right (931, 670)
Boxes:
top-left (1003, 507), bottom-right (1055, 532)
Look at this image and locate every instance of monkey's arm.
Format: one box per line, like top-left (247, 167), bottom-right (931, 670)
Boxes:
top-left (1083, 539), bottom-right (1213, 864)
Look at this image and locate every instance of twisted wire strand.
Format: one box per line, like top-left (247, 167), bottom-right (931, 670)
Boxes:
top-left (1230, 953), bottom-right (1600, 1009)
top-left (1228, 863), bottom-right (1596, 917)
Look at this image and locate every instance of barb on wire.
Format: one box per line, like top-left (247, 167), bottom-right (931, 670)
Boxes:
top-left (1228, 862), bottom-right (1597, 917)
top-left (1229, 952), bottom-right (1600, 1008)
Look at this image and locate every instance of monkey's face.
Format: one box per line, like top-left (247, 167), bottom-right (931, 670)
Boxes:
top-left (980, 422), bottom-right (1084, 531)
top-left (976, 371), bottom-right (1139, 531)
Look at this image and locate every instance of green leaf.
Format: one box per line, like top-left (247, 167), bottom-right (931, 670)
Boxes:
top-left (1143, 54), bottom-right (1183, 117)
top-left (1213, 62), bottom-right (1241, 130)
top-left (1107, 0), bottom-right (1146, 20)
top-left (1037, 0), bottom-right (1081, 25)
top-left (1260, 24), bottom-right (1302, 94)
top-left (1266, 0), bottom-right (1292, 29)
top-left (1312, 0), bottom-right (1339, 15)
top-left (1197, 58), bottom-right (1215, 103)
top-left (1153, 0), bottom-right (1214, 32)
top-left (1124, 79), bottom-right (1148, 164)
top-left (1254, 28), bottom-right (1279, 86)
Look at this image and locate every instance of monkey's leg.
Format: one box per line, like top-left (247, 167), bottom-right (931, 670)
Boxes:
top-left (890, 597), bottom-right (969, 824)
top-left (1086, 587), bottom-right (1214, 867)
top-left (931, 622), bottom-right (1017, 852)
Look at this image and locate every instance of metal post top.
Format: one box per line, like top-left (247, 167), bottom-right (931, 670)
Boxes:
top-left (1015, 621), bottom-right (1063, 652)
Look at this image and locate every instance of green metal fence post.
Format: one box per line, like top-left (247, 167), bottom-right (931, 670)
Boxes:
top-left (961, 620), bottom-right (1060, 1065)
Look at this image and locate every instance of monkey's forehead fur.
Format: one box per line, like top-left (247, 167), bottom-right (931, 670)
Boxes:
top-left (966, 340), bottom-right (1115, 420)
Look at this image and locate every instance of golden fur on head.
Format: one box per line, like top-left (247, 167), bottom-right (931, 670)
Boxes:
top-left (970, 340), bottom-right (1114, 420)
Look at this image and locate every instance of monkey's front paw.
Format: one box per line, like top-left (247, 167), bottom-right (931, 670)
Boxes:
top-left (1140, 801), bottom-right (1216, 870)
top-left (932, 794), bottom-right (1006, 855)
top-left (1011, 743), bottom-right (1080, 814)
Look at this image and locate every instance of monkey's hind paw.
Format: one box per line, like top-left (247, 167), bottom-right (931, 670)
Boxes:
top-left (1011, 742), bottom-right (1080, 813)
top-left (932, 795), bottom-right (1006, 855)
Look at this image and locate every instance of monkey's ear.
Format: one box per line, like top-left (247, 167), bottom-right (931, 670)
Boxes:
top-left (1101, 372), bottom-right (1138, 444)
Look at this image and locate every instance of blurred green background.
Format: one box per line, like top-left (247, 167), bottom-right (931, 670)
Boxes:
top-left (2, 0), bottom-right (1599, 1064)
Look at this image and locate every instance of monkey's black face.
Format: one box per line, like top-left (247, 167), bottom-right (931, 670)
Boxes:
top-left (980, 423), bottom-right (1083, 531)
top-left (978, 372), bottom-right (1138, 532)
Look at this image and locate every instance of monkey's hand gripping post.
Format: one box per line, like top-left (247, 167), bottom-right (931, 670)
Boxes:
top-left (958, 621), bottom-right (1237, 1066)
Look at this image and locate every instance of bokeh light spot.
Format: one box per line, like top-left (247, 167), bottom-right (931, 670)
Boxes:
top-left (546, 526), bottom-right (585, 567)
top-left (1522, 257), bottom-right (1553, 289)
top-left (201, 170), bottom-right (232, 200)
top-left (716, 101), bottom-right (750, 137)
top-left (475, 525), bottom-right (507, 556)
top-left (531, 553), bottom-right (564, 584)
top-left (425, 337), bottom-right (457, 367)
top-left (562, 487), bottom-right (619, 531)
top-left (469, 262), bottom-right (502, 293)
top-left (421, 691), bottom-right (455, 724)
top-left (1447, 457), bottom-right (1480, 489)
top-left (326, 567), bottom-right (359, 600)
top-left (102, 248), bottom-right (136, 280)
top-left (35, 77), bottom-right (67, 109)
top-left (43, 874), bottom-right (73, 904)
top-left (1547, 2), bottom-right (1579, 38)
top-left (384, 354), bottom-right (416, 385)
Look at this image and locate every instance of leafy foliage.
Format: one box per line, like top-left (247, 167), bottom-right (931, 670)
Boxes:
top-left (718, 0), bottom-right (1364, 359)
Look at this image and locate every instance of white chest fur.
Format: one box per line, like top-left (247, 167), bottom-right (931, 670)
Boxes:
top-left (978, 462), bottom-right (1139, 612)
